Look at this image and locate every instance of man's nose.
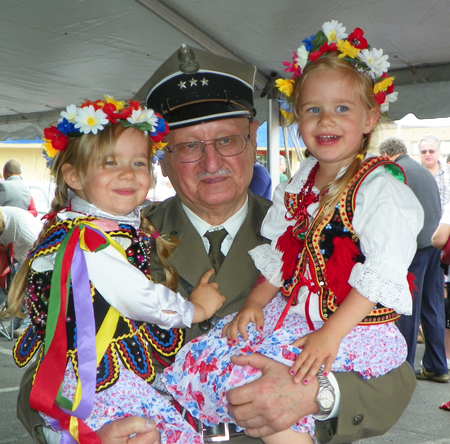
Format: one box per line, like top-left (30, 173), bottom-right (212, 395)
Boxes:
top-left (201, 142), bottom-right (223, 169)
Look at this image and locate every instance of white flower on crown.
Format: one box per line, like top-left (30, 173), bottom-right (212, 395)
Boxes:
top-left (322, 20), bottom-right (347, 43)
top-left (59, 104), bottom-right (78, 123)
top-left (380, 91), bottom-right (399, 113)
top-left (74, 106), bottom-right (109, 135)
top-left (128, 108), bottom-right (158, 131)
top-left (358, 48), bottom-right (390, 79)
top-left (295, 45), bottom-right (310, 71)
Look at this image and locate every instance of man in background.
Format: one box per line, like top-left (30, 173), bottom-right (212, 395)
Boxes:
top-left (0, 159), bottom-right (37, 216)
top-left (380, 137), bottom-right (449, 383)
top-left (419, 135), bottom-right (450, 212)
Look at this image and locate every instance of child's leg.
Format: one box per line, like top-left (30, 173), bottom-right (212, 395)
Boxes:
top-left (262, 428), bottom-right (314, 444)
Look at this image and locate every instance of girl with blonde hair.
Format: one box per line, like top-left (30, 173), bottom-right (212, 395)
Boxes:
top-left (8, 96), bottom-right (224, 444)
top-left (164, 21), bottom-right (424, 443)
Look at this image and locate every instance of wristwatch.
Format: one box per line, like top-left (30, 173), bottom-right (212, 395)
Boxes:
top-left (316, 369), bottom-right (336, 415)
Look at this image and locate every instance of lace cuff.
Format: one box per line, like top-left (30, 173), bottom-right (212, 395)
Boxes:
top-left (248, 244), bottom-right (284, 287)
top-left (349, 262), bottom-right (412, 315)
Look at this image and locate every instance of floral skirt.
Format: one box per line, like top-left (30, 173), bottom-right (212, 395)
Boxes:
top-left (163, 295), bottom-right (407, 438)
top-left (40, 361), bottom-right (202, 444)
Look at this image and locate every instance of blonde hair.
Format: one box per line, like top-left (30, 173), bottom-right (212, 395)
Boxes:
top-left (292, 53), bottom-right (380, 219)
top-left (7, 125), bottom-right (178, 317)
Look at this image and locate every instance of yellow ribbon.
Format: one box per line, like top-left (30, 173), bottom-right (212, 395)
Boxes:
top-left (67, 220), bottom-right (125, 419)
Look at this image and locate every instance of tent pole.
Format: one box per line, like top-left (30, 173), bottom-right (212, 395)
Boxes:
top-left (267, 99), bottom-right (280, 195)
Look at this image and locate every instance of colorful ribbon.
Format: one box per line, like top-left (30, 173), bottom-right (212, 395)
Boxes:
top-left (30, 219), bottom-right (126, 443)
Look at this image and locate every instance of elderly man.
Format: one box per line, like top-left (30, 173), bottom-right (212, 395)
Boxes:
top-left (143, 46), bottom-right (415, 444)
top-left (419, 134), bottom-right (450, 211)
top-left (379, 137), bottom-right (449, 383)
top-left (18, 46), bottom-right (415, 444)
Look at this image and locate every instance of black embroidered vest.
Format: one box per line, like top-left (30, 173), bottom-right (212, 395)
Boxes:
top-left (281, 157), bottom-right (405, 324)
top-left (13, 215), bottom-right (184, 392)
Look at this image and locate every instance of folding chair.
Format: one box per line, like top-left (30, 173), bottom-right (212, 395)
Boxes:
top-left (0, 243), bottom-right (15, 340)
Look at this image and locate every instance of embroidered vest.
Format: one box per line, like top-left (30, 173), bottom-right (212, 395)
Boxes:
top-left (13, 215), bottom-right (184, 392)
top-left (281, 156), bottom-right (405, 325)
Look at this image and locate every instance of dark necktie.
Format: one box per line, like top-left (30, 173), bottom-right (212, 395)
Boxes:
top-left (204, 229), bottom-right (228, 272)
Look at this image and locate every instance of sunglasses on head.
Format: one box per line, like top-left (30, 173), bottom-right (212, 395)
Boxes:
top-left (420, 149), bottom-right (436, 155)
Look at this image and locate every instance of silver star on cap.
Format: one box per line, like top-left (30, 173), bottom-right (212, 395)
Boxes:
top-left (178, 80), bottom-right (187, 89)
top-left (189, 78), bottom-right (198, 87)
top-left (201, 77), bottom-right (209, 86)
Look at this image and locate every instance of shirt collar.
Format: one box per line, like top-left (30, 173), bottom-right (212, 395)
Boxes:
top-left (61, 192), bottom-right (142, 229)
top-left (181, 195), bottom-right (249, 240)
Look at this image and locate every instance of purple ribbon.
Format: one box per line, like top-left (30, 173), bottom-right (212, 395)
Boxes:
top-left (69, 242), bottom-right (97, 419)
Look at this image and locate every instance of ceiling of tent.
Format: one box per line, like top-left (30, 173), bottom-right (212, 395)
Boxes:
top-left (1, 0), bottom-right (450, 140)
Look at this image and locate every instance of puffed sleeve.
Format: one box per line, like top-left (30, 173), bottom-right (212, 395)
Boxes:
top-left (84, 244), bottom-right (195, 329)
top-left (248, 179), bottom-right (292, 286)
top-left (249, 158), bottom-right (318, 287)
top-left (349, 169), bottom-right (424, 315)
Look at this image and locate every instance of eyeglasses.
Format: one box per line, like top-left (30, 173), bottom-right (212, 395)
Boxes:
top-left (166, 133), bottom-right (251, 163)
top-left (420, 149), bottom-right (437, 155)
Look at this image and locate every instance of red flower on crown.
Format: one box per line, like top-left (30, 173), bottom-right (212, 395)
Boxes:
top-left (348, 28), bottom-right (368, 49)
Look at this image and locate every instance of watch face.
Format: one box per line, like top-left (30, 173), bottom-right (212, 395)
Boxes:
top-left (319, 390), bottom-right (335, 410)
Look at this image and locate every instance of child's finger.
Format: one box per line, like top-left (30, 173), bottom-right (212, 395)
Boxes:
top-left (292, 336), bottom-right (306, 349)
top-left (255, 310), bottom-right (265, 333)
top-left (208, 281), bottom-right (220, 290)
top-left (225, 319), bottom-right (240, 344)
top-left (301, 360), bottom-right (322, 385)
top-left (221, 323), bottom-right (229, 338)
top-left (237, 317), bottom-right (249, 341)
top-left (289, 357), bottom-right (302, 379)
top-left (293, 358), bottom-right (311, 384)
top-left (323, 357), bottom-right (333, 377)
top-left (199, 268), bottom-right (215, 283)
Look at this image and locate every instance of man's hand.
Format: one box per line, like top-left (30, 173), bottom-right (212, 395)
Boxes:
top-left (96, 417), bottom-right (160, 444)
top-left (226, 353), bottom-right (319, 438)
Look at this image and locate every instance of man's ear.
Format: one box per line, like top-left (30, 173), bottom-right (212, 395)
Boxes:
top-left (61, 163), bottom-right (83, 191)
top-left (159, 158), bottom-right (168, 177)
top-left (249, 120), bottom-right (259, 163)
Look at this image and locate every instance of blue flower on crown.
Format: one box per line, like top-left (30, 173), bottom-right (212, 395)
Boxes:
top-left (302, 35), bottom-right (315, 51)
top-left (57, 119), bottom-right (76, 135)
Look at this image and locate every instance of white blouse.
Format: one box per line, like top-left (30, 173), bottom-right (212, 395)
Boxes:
top-left (249, 156), bottom-right (424, 321)
top-left (31, 196), bottom-right (194, 330)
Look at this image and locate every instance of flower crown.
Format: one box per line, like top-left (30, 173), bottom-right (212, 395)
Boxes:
top-left (276, 20), bottom-right (398, 122)
top-left (42, 95), bottom-right (169, 167)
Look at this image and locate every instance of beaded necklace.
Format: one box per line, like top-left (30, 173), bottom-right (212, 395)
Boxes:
top-left (287, 162), bottom-right (320, 236)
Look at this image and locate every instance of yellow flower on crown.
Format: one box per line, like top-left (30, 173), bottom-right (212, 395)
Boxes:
top-left (374, 76), bottom-right (395, 94)
top-left (42, 141), bottom-right (59, 159)
top-left (103, 94), bottom-right (126, 111)
top-left (337, 39), bottom-right (361, 59)
top-left (280, 109), bottom-right (294, 125)
top-left (275, 78), bottom-right (295, 98)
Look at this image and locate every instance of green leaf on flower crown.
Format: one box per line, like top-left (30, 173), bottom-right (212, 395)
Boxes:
top-left (119, 120), bottom-right (154, 132)
top-left (311, 31), bottom-right (327, 51)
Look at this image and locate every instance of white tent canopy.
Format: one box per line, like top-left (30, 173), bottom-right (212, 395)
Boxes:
top-left (1, 0), bottom-right (450, 140)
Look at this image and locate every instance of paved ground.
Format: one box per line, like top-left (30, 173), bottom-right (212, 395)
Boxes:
top-left (0, 332), bottom-right (449, 444)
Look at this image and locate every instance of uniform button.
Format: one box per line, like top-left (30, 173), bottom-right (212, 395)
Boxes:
top-left (353, 414), bottom-right (364, 425)
top-left (199, 320), bottom-right (211, 331)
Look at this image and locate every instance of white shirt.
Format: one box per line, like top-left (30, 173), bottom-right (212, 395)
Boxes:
top-left (0, 206), bottom-right (43, 264)
top-left (31, 196), bottom-right (194, 330)
top-left (182, 197), bottom-right (248, 254)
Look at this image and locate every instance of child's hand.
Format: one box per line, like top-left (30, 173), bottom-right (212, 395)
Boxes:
top-left (290, 328), bottom-right (340, 384)
top-left (190, 269), bottom-right (225, 323)
top-left (221, 301), bottom-right (264, 344)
